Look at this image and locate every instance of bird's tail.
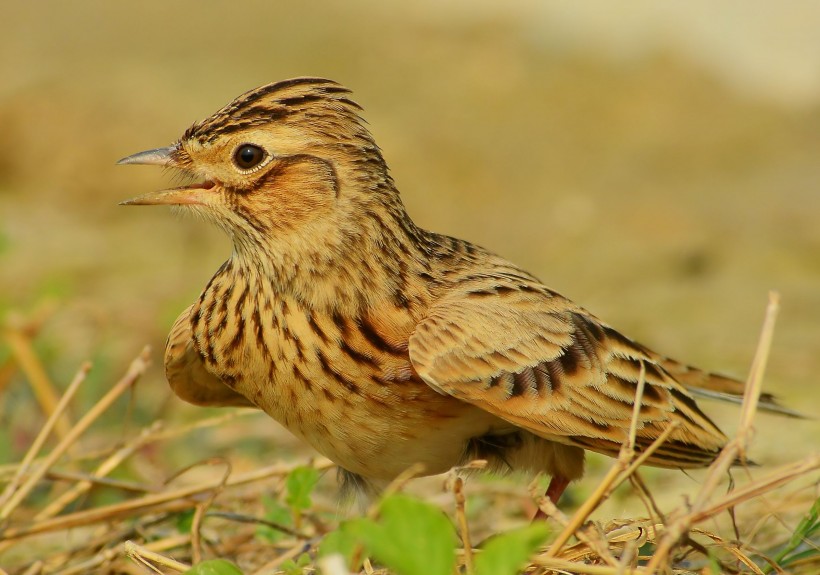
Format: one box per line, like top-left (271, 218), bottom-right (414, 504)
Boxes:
top-left (654, 355), bottom-right (807, 419)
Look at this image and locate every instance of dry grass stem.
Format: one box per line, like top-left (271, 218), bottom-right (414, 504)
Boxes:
top-left (690, 454), bottom-right (819, 523)
top-left (1, 459), bottom-right (332, 542)
top-left (452, 476), bottom-right (474, 574)
top-left (531, 556), bottom-right (647, 575)
top-left (531, 490), bottom-right (619, 567)
top-left (545, 363), bottom-right (650, 559)
top-left (250, 540), bottom-right (311, 574)
top-left (644, 291), bottom-right (781, 572)
top-left (0, 348), bottom-right (150, 525)
top-left (0, 362), bottom-right (90, 513)
top-left (178, 458), bottom-right (233, 565)
top-left (124, 540), bottom-right (191, 573)
top-left (4, 328), bottom-right (73, 442)
top-left (35, 421), bottom-right (163, 520)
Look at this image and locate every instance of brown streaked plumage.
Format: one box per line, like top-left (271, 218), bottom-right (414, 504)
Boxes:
top-left (119, 77), bottom-right (797, 505)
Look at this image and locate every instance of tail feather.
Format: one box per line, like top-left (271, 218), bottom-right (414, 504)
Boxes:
top-left (655, 356), bottom-right (807, 419)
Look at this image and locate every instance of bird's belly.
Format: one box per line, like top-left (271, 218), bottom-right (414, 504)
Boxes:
top-left (238, 361), bottom-right (504, 480)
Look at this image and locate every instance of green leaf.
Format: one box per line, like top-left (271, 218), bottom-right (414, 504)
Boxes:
top-left (788, 496), bottom-right (820, 544)
top-left (182, 559), bottom-right (243, 575)
top-left (474, 522), bottom-right (550, 575)
top-left (256, 495), bottom-right (293, 542)
top-left (705, 548), bottom-right (722, 575)
top-left (320, 494), bottom-right (458, 575)
top-left (280, 552), bottom-right (312, 574)
top-left (765, 496), bottom-right (820, 573)
top-left (319, 518), bottom-right (369, 566)
top-left (176, 509), bottom-right (195, 534)
top-left (286, 466), bottom-right (321, 511)
top-left (779, 547), bottom-right (820, 566)
top-left (358, 494), bottom-right (457, 575)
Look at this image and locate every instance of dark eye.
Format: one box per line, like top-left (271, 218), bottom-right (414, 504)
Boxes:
top-left (233, 144), bottom-right (267, 170)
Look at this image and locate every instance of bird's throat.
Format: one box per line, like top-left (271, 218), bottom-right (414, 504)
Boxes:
top-left (227, 211), bottom-right (429, 317)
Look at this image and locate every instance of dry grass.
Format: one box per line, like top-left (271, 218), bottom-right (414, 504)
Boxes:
top-left (0, 294), bottom-right (817, 574)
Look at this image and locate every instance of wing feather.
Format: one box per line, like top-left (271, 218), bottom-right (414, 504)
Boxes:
top-left (409, 278), bottom-right (729, 468)
top-left (165, 305), bottom-right (255, 407)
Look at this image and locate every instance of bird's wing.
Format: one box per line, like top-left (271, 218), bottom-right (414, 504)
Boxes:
top-left (409, 279), bottom-right (728, 468)
top-left (165, 305), bottom-right (255, 408)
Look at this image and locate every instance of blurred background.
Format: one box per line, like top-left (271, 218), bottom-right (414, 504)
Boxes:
top-left (1, 0), bottom-right (818, 524)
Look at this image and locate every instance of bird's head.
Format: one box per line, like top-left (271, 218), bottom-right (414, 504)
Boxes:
top-left (119, 78), bottom-right (399, 264)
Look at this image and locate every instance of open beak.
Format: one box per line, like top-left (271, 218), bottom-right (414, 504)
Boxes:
top-left (117, 146), bottom-right (177, 167)
top-left (118, 145), bottom-right (215, 206)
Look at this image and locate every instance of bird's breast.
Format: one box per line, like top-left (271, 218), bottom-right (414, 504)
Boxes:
top-left (191, 278), bottom-right (500, 479)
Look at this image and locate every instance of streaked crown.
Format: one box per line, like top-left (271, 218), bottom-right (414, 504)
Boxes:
top-left (184, 77), bottom-right (371, 145)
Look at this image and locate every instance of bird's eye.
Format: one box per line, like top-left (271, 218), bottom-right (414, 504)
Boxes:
top-left (233, 144), bottom-right (267, 171)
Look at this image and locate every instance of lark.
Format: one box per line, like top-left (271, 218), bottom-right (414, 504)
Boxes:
top-left (120, 78), bottom-right (793, 505)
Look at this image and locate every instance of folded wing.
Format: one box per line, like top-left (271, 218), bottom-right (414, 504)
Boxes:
top-left (409, 278), bottom-right (729, 468)
top-left (165, 305), bottom-right (255, 408)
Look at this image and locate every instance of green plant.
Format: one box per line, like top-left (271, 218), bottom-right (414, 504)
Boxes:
top-left (764, 496), bottom-right (820, 573)
top-left (280, 552), bottom-right (311, 574)
top-left (256, 465), bottom-right (320, 542)
top-left (473, 523), bottom-right (550, 575)
top-left (320, 493), bottom-right (550, 575)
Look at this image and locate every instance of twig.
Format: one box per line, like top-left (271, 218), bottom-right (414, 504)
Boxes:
top-left (0, 409), bottom-right (258, 480)
top-left (690, 455), bottom-right (820, 523)
top-left (615, 539), bottom-right (638, 575)
top-left (0, 459), bottom-right (333, 541)
top-left (177, 458), bottom-right (233, 564)
top-left (0, 349), bottom-right (149, 522)
top-left (43, 469), bottom-right (158, 493)
top-left (627, 471), bottom-right (665, 526)
top-left (645, 292), bottom-right (780, 573)
top-left (370, 462), bottom-right (426, 513)
top-left (52, 529), bottom-right (191, 575)
top-left (206, 511), bottom-right (309, 539)
top-left (5, 326), bottom-right (73, 441)
top-left (626, 362), bottom-right (648, 454)
top-left (615, 422), bottom-right (681, 487)
top-left (35, 421), bottom-right (164, 520)
top-left (452, 476), bottom-right (474, 574)
top-left (250, 539), bottom-right (312, 574)
top-left (530, 488), bottom-right (617, 566)
top-left (125, 540), bottom-right (190, 573)
top-left (545, 363), bottom-right (649, 558)
top-left (0, 361), bottom-right (90, 511)
top-left (530, 556), bottom-right (647, 574)
top-left (692, 528), bottom-right (765, 575)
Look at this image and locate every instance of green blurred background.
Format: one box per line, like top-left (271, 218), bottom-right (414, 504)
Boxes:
top-left (1, 1), bottom-right (817, 491)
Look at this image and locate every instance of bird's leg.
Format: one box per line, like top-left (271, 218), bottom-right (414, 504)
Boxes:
top-left (532, 474), bottom-right (570, 521)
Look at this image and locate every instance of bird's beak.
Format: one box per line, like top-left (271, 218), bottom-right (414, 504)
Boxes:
top-left (117, 146), bottom-right (177, 167)
top-left (118, 145), bottom-right (214, 206)
top-left (118, 185), bottom-right (214, 206)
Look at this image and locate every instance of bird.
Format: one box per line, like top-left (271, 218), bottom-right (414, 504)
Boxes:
top-left (119, 77), bottom-right (796, 507)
